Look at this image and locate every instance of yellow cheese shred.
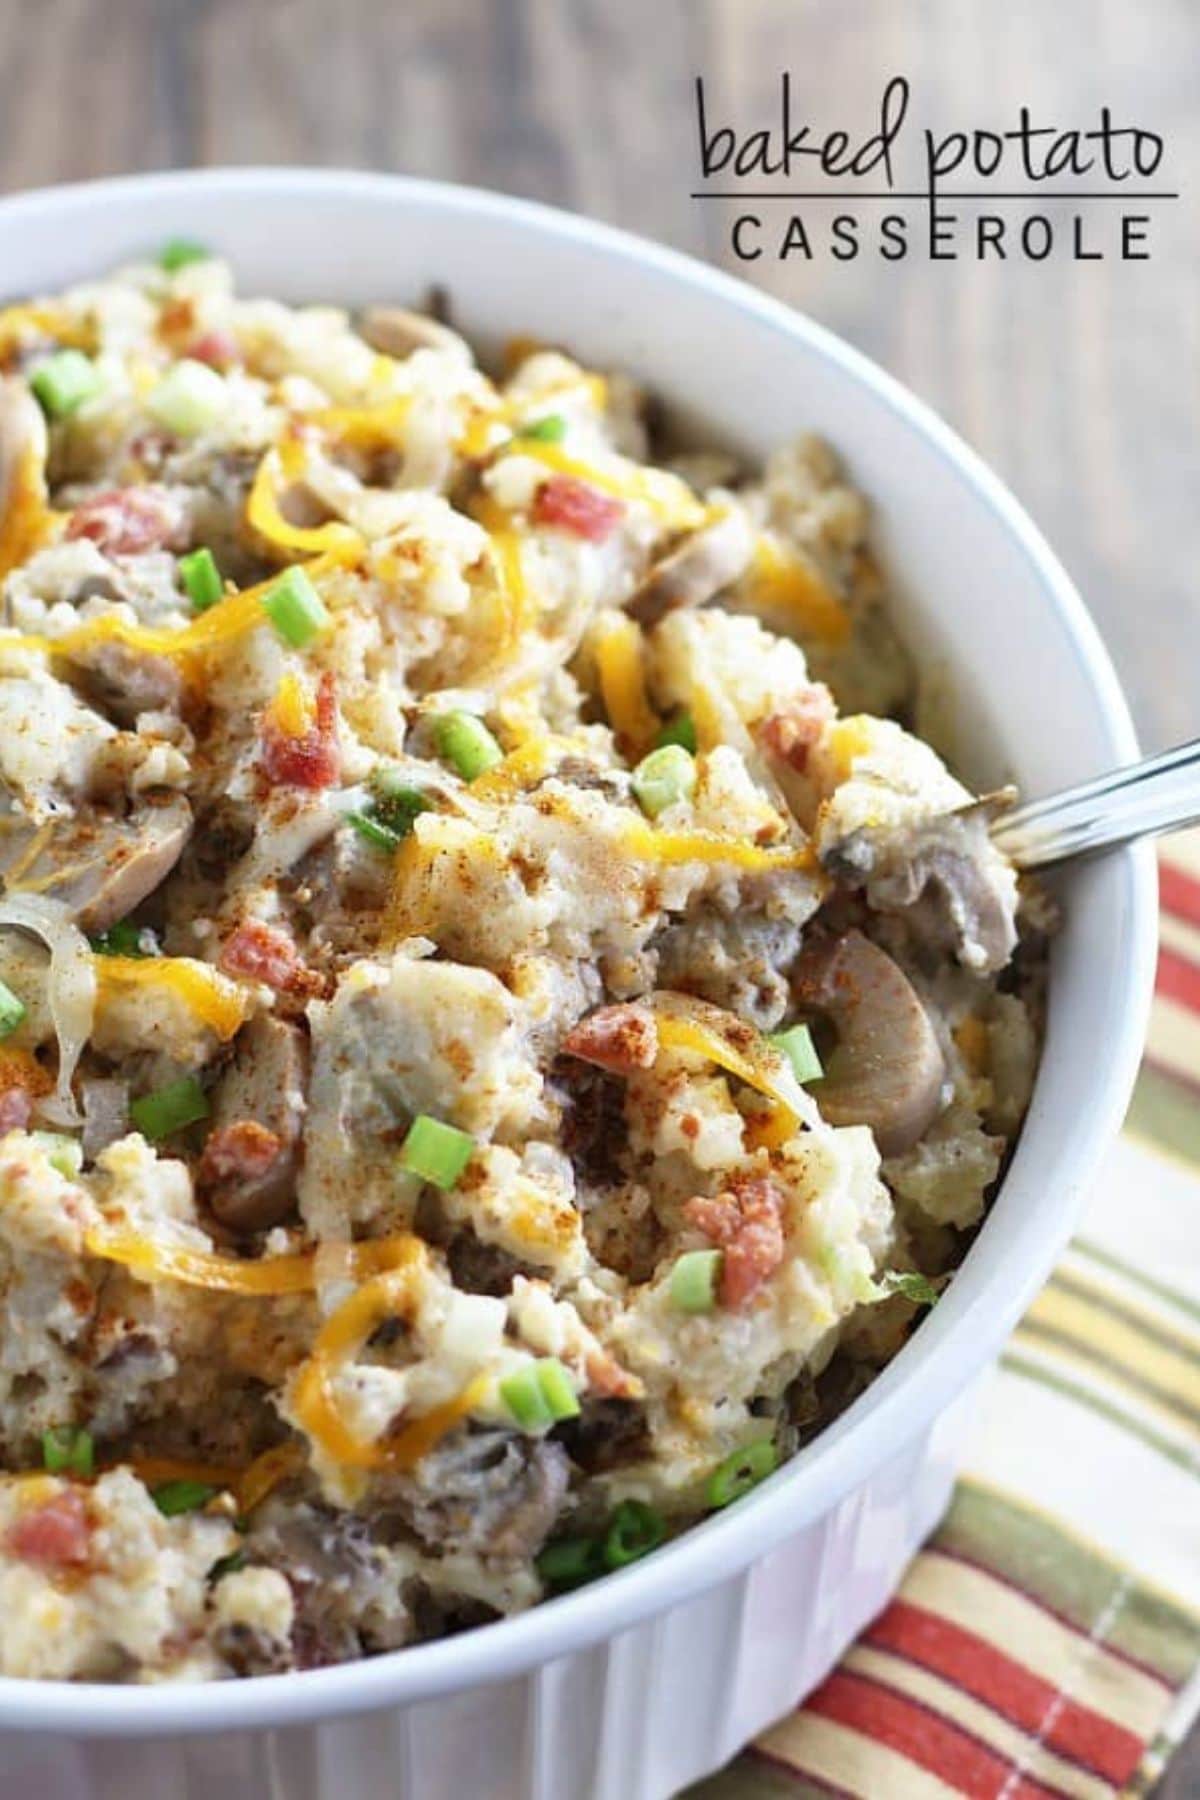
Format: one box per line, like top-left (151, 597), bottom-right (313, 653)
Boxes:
top-left (93, 956), bottom-right (249, 1042)
top-left (620, 815), bottom-right (814, 873)
top-left (291, 1235), bottom-right (485, 1472)
top-left (82, 1228), bottom-right (414, 1299)
top-left (0, 446), bottom-right (60, 580)
top-left (651, 993), bottom-right (805, 1143)
top-left (593, 616), bottom-right (659, 757)
top-left (517, 440), bottom-right (707, 530)
top-left (246, 436), bottom-right (363, 560)
top-left (746, 538), bottom-right (852, 647)
top-left (3, 554), bottom-right (343, 664)
top-left (268, 672), bottom-right (316, 739)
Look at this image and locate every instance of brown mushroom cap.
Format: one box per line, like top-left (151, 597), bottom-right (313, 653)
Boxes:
top-left (625, 507), bottom-right (755, 628)
top-left (792, 929), bottom-right (947, 1156)
top-left (0, 792), bottom-right (192, 931)
top-left (357, 306), bottom-right (472, 363)
top-left (201, 1013), bottom-right (309, 1233)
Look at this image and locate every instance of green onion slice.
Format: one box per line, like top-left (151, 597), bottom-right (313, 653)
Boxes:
top-left (874, 1269), bottom-right (945, 1307)
top-left (30, 350), bottom-right (104, 419)
top-left (146, 358), bottom-right (227, 437)
top-left (500, 1357), bottom-right (581, 1431)
top-left (347, 811), bottom-right (402, 853)
top-left (654, 710), bottom-right (697, 755)
top-left (30, 1132), bottom-right (84, 1179)
top-left (400, 1114), bottom-right (475, 1190)
top-left (159, 238), bottom-right (211, 273)
top-left (89, 921), bottom-right (156, 957)
top-left (42, 1426), bottom-right (94, 1478)
top-left (153, 1479), bottom-right (215, 1517)
top-left (178, 546), bottom-right (224, 613)
top-left (517, 414), bottom-right (567, 443)
top-left (536, 1536), bottom-right (603, 1590)
top-left (601, 1499), bottom-right (666, 1569)
top-left (631, 744), bottom-right (696, 818)
top-left (668, 1248), bottom-right (722, 1314)
top-left (0, 976), bottom-right (26, 1040)
top-left (433, 711), bottom-right (503, 781)
top-left (130, 1076), bottom-right (209, 1142)
top-left (260, 566), bottom-right (331, 649)
top-left (706, 1439), bottom-right (778, 1510)
top-left (768, 1023), bottom-right (823, 1086)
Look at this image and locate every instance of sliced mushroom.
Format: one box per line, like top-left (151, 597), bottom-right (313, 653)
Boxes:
top-left (792, 930), bottom-right (947, 1156)
top-left (625, 507), bottom-right (754, 627)
top-left (0, 792), bottom-right (192, 931)
top-left (75, 639), bottom-right (183, 726)
top-left (357, 306), bottom-right (472, 363)
top-left (198, 1014), bottom-right (309, 1232)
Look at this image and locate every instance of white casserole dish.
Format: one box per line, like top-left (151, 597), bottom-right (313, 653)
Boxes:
top-left (0, 168), bottom-right (1157, 1800)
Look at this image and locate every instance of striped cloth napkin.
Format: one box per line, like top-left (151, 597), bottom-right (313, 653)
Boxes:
top-left (694, 832), bottom-right (1200, 1800)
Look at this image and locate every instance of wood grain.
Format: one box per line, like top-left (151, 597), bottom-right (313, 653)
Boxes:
top-left (0, 0), bottom-right (1194, 1786)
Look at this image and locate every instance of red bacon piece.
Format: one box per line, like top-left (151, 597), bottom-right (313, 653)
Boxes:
top-left (685, 1173), bottom-right (787, 1310)
top-left (562, 1004), bottom-right (659, 1075)
top-left (532, 475), bottom-right (624, 543)
top-left (260, 672), bottom-right (340, 791)
top-left (66, 486), bottom-right (185, 557)
top-left (6, 1489), bottom-right (91, 1569)
top-left (218, 919), bottom-right (321, 998)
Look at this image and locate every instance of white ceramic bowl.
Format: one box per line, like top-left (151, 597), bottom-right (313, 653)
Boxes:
top-left (0, 170), bottom-right (1157, 1800)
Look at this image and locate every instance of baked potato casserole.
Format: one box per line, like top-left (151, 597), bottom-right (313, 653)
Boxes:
top-left (0, 246), bottom-right (1043, 1681)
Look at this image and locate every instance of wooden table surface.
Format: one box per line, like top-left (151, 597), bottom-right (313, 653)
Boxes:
top-left (0, 0), bottom-right (1195, 1789)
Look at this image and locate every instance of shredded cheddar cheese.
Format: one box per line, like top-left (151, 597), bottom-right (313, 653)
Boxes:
top-left (93, 956), bottom-right (249, 1042)
top-left (268, 672), bottom-right (316, 739)
top-left (0, 446), bottom-right (59, 580)
top-left (247, 436), bottom-right (362, 560)
top-left (652, 994), bottom-right (805, 1143)
top-left (620, 816), bottom-right (814, 874)
top-left (594, 616), bottom-right (659, 757)
top-left (517, 440), bottom-right (707, 530)
top-left (746, 538), bottom-right (851, 646)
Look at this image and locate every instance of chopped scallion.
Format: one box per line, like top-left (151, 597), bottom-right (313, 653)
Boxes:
top-left (42, 1426), bottom-right (94, 1478)
top-left (706, 1439), bottom-right (778, 1510)
top-left (30, 1132), bottom-right (83, 1179)
top-left (400, 1114), bottom-right (475, 1190)
top-left (0, 976), bottom-right (25, 1040)
top-left (146, 358), bottom-right (227, 437)
top-left (178, 546), bottom-right (224, 613)
top-left (130, 1076), bottom-right (209, 1142)
top-left (30, 349), bottom-right (103, 419)
top-left (347, 811), bottom-right (402, 853)
top-left (668, 1248), bottom-right (722, 1314)
top-left (631, 743), bottom-right (696, 818)
top-left (601, 1499), bottom-right (666, 1569)
top-left (260, 565), bottom-right (331, 648)
top-left (874, 1269), bottom-right (944, 1307)
top-left (655, 710), bottom-right (697, 755)
top-left (89, 921), bottom-right (155, 957)
top-left (518, 414), bottom-right (567, 443)
top-left (207, 1550), bottom-right (247, 1583)
top-left (153, 1478), bottom-right (215, 1517)
top-left (158, 238), bottom-right (211, 273)
top-left (500, 1357), bottom-right (580, 1431)
top-left (536, 1535), bottom-right (602, 1590)
top-left (433, 711), bottom-right (503, 781)
top-left (769, 1023), bottom-right (823, 1086)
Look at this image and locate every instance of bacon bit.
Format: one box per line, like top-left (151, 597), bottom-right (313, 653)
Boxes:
top-left (0, 1087), bottom-right (33, 1134)
top-left (66, 486), bottom-right (186, 557)
top-left (260, 670), bottom-right (340, 790)
top-left (219, 919), bottom-right (323, 999)
top-left (760, 684), bottom-right (837, 774)
top-left (532, 475), bottom-right (624, 543)
top-left (6, 1489), bottom-right (91, 1569)
top-left (562, 1003), bottom-right (659, 1075)
top-left (586, 1347), bottom-right (639, 1400)
top-left (198, 1120), bottom-right (283, 1189)
top-left (189, 330), bottom-right (240, 369)
top-left (685, 1173), bottom-right (786, 1310)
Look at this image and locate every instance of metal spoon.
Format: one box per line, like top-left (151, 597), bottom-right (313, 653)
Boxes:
top-left (990, 737), bottom-right (1200, 870)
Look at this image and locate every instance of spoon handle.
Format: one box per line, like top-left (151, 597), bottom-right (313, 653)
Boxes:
top-left (990, 737), bottom-right (1200, 870)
